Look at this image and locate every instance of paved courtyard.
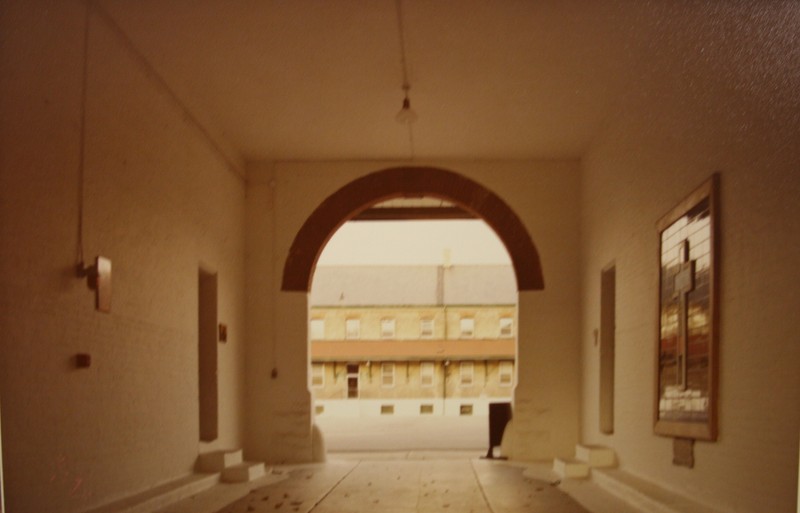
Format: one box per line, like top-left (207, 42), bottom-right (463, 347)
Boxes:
top-left (315, 414), bottom-right (490, 453)
top-left (154, 416), bottom-right (644, 513)
top-left (158, 456), bottom-right (625, 513)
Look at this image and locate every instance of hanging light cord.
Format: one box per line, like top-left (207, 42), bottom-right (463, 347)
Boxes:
top-left (395, 0), bottom-right (415, 159)
top-left (395, 0), bottom-right (410, 91)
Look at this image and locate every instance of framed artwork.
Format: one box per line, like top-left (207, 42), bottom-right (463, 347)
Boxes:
top-left (654, 174), bottom-right (719, 441)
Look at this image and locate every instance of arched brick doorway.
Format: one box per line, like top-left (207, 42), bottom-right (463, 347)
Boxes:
top-left (282, 166), bottom-right (544, 292)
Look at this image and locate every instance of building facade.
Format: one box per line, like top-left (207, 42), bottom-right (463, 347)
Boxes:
top-left (309, 265), bottom-right (516, 416)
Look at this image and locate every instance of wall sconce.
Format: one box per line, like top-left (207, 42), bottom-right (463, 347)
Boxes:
top-left (77, 256), bottom-right (111, 313)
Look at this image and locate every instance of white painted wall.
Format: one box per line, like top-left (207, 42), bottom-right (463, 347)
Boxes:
top-left (579, 4), bottom-right (800, 512)
top-left (245, 160), bottom-right (582, 464)
top-left (0, 1), bottom-right (246, 511)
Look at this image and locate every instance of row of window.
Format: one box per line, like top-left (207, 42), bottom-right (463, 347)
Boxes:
top-left (309, 316), bottom-right (514, 340)
top-left (314, 403), bottom-right (476, 416)
top-left (310, 361), bottom-right (513, 388)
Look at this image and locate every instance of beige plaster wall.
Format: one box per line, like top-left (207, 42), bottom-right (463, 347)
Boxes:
top-left (579, 4), bottom-right (800, 512)
top-left (245, 160), bottom-right (580, 462)
top-left (0, 1), bottom-right (246, 511)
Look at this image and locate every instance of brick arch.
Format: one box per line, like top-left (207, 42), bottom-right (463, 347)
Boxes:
top-left (281, 166), bottom-right (544, 292)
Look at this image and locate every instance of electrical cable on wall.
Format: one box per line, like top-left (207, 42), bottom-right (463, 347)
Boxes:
top-left (269, 177), bottom-right (279, 379)
top-left (76, 1), bottom-right (91, 273)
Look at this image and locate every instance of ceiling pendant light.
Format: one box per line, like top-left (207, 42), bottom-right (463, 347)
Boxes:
top-left (395, 83), bottom-right (418, 124)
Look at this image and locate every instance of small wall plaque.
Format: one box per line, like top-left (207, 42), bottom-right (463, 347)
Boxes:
top-left (673, 437), bottom-right (695, 468)
top-left (74, 353), bottom-right (92, 368)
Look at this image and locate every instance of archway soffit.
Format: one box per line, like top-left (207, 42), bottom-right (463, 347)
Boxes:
top-left (281, 166), bottom-right (544, 292)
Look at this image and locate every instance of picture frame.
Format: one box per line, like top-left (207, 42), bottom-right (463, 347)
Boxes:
top-left (654, 174), bottom-right (719, 441)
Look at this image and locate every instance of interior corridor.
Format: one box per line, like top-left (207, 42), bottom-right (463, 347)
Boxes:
top-left (154, 453), bottom-right (640, 513)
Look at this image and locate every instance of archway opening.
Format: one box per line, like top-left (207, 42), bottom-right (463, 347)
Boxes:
top-left (281, 166), bottom-right (544, 456)
top-left (309, 211), bottom-right (518, 452)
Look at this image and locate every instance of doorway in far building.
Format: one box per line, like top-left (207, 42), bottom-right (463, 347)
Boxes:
top-left (346, 364), bottom-right (359, 399)
top-left (308, 199), bottom-right (517, 453)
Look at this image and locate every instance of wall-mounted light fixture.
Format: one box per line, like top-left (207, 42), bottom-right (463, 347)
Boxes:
top-left (77, 256), bottom-right (111, 313)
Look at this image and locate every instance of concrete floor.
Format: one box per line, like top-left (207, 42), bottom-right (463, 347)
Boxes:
top-left (155, 452), bottom-right (642, 513)
top-left (149, 417), bottom-right (650, 513)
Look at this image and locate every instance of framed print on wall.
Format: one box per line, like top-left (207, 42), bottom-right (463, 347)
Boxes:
top-left (654, 174), bottom-right (719, 441)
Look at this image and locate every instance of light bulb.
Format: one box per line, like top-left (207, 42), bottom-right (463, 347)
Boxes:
top-left (395, 96), bottom-right (418, 124)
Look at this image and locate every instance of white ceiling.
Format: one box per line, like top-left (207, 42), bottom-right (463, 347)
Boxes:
top-left (97, 1), bottom-right (664, 163)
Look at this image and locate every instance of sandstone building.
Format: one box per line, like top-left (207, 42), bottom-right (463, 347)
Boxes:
top-left (309, 265), bottom-right (516, 417)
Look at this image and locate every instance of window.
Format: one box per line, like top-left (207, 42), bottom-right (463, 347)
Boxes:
top-left (460, 404), bottom-right (473, 416)
top-left (499, 361), bottom-right (513, 386)
top-left (311, 363), bottom-right (324, 388)
top-left (310, 318), bottom-right (325, 340)
top-left (345, 318), bottom-right (360, 339)
top-left (420, 318), bottom-right (434, 338)
top-left (381, 404), bottom-right (395, 415)
top-left (459, 317), bottom-right (474, 338)
top-left (381, 362), bottom-right (395, 387)
top-left (420, 361), bottom-right (435, 387)
top-left (460, 361), bottom-right (474, 386)
top-left (420, 404), bottom-right (434, 415)
top-left (315, 404), bottom-right (325, 415)
top-left (380, 318), bottom-right (396, 339)
top-left (499, 317), bottom-right (513, 338)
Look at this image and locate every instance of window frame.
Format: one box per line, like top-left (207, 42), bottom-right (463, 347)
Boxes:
top-left (499, 317), bottom-right (513, 338)
top-left (345, 318), bottom-right (361, 339)
top-left (420, 361), bottom-right (435, 387)
top-left (380, 317), bottom-right (396, 339)
top-left (459, 317), bottom-right (475, 339)
top-left (459, 361), bottom-right (474, 387)
top-left (498, 361), bottom-right (513, 387)
top-left (310, 318), bottom-right (325, 340)
top-left (420, 318), bottom-right (434, 339)
top-left (311, 362), bottom-right (325, 388)
top-left (381, 362), bottom-right (396, 387)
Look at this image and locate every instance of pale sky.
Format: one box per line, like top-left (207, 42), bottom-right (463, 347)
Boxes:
top-left (316, 220), bottom-right (512, 266)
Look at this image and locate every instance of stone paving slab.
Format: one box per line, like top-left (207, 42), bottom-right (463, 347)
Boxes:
top-left (201, 456), bottom-right (591, 513)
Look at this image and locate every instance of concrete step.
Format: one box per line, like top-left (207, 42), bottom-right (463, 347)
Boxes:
top-left (575, 444), bottom-right (616, 467)
top-left (197, 449), bottom-right (243, 472)
top-left (553, 457), bottom-right (590, 479)
top-left (222, 462), bottom-right (267, 483)
top-left (84, 473), bottom-right (220, 513)
top-left (592, 468), bottom-right (721, 513)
